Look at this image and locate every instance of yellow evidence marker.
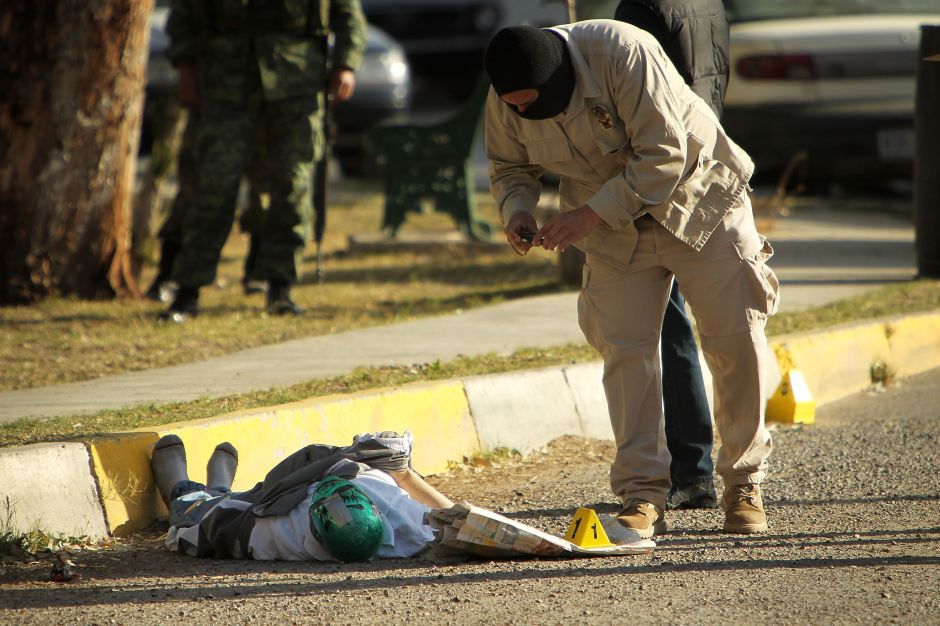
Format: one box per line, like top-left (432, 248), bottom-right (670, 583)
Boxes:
top-left (565, 507), bottom-right (617, 548)
top-left (766, 368), bottom-right (816, 424)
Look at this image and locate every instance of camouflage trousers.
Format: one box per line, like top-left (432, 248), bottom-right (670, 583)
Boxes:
top-left (172, 92), bottom-right (324, 288)
top-left (157, 109), bottom-right (267, 249)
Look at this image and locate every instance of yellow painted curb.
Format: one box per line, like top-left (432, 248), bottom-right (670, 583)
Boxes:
top-left (89, 380), bottom-right (479, 536)
top-left (769, 311), bottom-right (940, 407)
top-left (82, 309), bottom-right (940, 537)
top-left (88, 432), bottom-right (162, 536)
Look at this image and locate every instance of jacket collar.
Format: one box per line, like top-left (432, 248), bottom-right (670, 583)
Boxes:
top-left (547, 25), bottom-right (602, 120)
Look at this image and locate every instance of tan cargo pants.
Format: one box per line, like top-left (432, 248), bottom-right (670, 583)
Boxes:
top-left (577, 198), bottom-right (779, 508)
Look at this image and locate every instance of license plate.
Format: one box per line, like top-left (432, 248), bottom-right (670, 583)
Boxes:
top-left (877, 128), bottom-right (914, 160)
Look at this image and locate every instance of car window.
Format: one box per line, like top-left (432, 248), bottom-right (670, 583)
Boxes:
top-left (723, 0), bottom-right (940, 23)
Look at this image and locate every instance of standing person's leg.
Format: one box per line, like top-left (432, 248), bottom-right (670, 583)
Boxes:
top-left (665, 198), bottom-right (778, 533)
top-left (661, 280), bottom-right (718, 509)
top-left (578, 218), bottom-right (673, 537)
top-left (254, 96), bottom-right (322, 315)
top-left (239, 128), bottom-right (269, 294)
top-left (147, 108), bottom-right (199, 301)
top-left (161, 102), bottom-right (257, 321)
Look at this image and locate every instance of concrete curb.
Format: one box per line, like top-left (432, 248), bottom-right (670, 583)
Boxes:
top-left (2, 310), bottom-right (939, 540)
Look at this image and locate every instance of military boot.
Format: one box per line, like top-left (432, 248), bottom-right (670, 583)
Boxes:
top-left (267, 281), bottom-right (303, 316)
top-left (144, 240), bottom-right (180, 302)
top-left (722, 484), bottom-right (768, 534)
top-left (158, 286), bottom-right (199, 323)
top-left (616, 499), bottom-right (667, 538)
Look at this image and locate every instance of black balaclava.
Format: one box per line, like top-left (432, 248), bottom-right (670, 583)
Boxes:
top-left (484, 26), bottom-right (575, 120)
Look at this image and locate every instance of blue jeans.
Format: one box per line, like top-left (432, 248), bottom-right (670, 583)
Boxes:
top-left (661, 281), bottom-right (714, 487)
top-left (168, 480), bottom-right (232, 528)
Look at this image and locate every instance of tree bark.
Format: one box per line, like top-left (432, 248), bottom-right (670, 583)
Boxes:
top-left (0, 0), bottom-right (153, 304)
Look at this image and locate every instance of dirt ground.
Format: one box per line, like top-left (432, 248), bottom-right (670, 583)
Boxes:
top-left (1, 368), bottom-right (938, 625)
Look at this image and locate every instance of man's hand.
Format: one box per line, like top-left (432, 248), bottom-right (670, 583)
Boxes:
top-left (329, 68), bottom-right (356, 102)
top-left (536, 205), bottom-right (604, 252)
top-left (176, 62), bottom-right (200, 107)
top-left (505, 211), bottom-right (539, 256)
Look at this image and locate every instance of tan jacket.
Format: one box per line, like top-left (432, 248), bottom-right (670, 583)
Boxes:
top-left (486, 19), bottom-right (754, 270)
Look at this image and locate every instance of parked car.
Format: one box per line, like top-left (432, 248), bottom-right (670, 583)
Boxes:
top-left (721, 0), bottom-right (940, 191)
top-left (142, 3), bottom-right (412, 178)
top-left (331, 25), bottom-right (412, 175)
top-left (359, 0), bottom-right (569, 107)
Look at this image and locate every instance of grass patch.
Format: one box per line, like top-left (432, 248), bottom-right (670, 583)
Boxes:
top-left (765, 278), bottom-right (940, 336)
top-left (1, 496), bottom-right (96, 557)
top-left (0, 345), bottom-right (597, 448)
top-left (448, 446), bottom-right (523, 472)
top-left (0, 181), bottom-right (562, 391)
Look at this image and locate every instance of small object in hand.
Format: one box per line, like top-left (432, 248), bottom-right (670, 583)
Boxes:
top-left (518, 229), bottom-right (538, 244)
top-left (49, 551), bottom-right (81, 583)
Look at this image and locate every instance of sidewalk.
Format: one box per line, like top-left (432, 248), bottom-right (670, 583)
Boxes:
top-left (0, 201), bottom-right (917, 423)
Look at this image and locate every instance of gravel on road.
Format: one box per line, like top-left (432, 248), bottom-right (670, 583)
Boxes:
top-left (2, 368), bottom-right (938, 625)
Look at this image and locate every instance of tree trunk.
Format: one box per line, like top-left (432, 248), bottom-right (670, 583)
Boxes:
top-left (0, 0), bottom-right (153, 304)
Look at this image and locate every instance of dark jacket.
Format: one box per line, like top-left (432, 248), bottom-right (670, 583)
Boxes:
top-left (615, 0), bottom-right (729, 117)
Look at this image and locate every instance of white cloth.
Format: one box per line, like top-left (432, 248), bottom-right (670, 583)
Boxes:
top-left (247, 469), bottom-right (434, 561)
top-left (167, 469), bottom-right (435, 561)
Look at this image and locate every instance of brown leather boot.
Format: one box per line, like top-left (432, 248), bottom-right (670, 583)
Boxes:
top-left (722, 484), bottom-right (768, 533)
top-left (616, 499), bottom-right (667, 538)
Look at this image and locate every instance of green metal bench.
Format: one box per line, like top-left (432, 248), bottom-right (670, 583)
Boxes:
top-left (365, 76), bottom-right (494, 240)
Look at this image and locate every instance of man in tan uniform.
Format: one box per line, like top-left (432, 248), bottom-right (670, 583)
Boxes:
top-left (484, 20), bottom-right (779, 536)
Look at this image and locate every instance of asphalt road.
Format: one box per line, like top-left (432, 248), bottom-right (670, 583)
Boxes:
top-left (1, 368), bottom-right (937, 624)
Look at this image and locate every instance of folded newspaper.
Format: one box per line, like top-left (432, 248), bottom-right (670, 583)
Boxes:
top-left (425, 502), bottom-right (655, 559)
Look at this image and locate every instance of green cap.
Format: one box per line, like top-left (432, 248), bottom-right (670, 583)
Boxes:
top-left (309, 476), bottom-right (384, 562)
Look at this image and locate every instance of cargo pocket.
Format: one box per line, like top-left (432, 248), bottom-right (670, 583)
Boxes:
top-left (577, 264), bottom-right (604, 354)
top-left (734, 236), bottom-right (780, 317)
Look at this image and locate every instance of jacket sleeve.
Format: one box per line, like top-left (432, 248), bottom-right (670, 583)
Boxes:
top-left (329, 0), bottom-right (367, 71)
top-left (166, 0), bottom-right (198, 66)
top-left (586, 42), bottom-right (692, 229)
top-left (485, 90), bottom-right (546, 225)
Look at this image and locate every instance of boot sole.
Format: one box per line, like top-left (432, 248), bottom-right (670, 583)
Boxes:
top-left (723, 521), bottom-right (768, 534)
top-left (618, 519), bottom-right (668, 539)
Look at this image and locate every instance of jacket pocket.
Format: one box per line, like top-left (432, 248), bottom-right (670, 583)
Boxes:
top-left (524, 137), bottom-right (573, 164)
top-left (588, 107), bottom-right (629, 155)
top-left (666, 133), bottom-right (743, 250)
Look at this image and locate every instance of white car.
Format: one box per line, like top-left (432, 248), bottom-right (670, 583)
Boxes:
top-left (721, 0), bottom-right (940, 190)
